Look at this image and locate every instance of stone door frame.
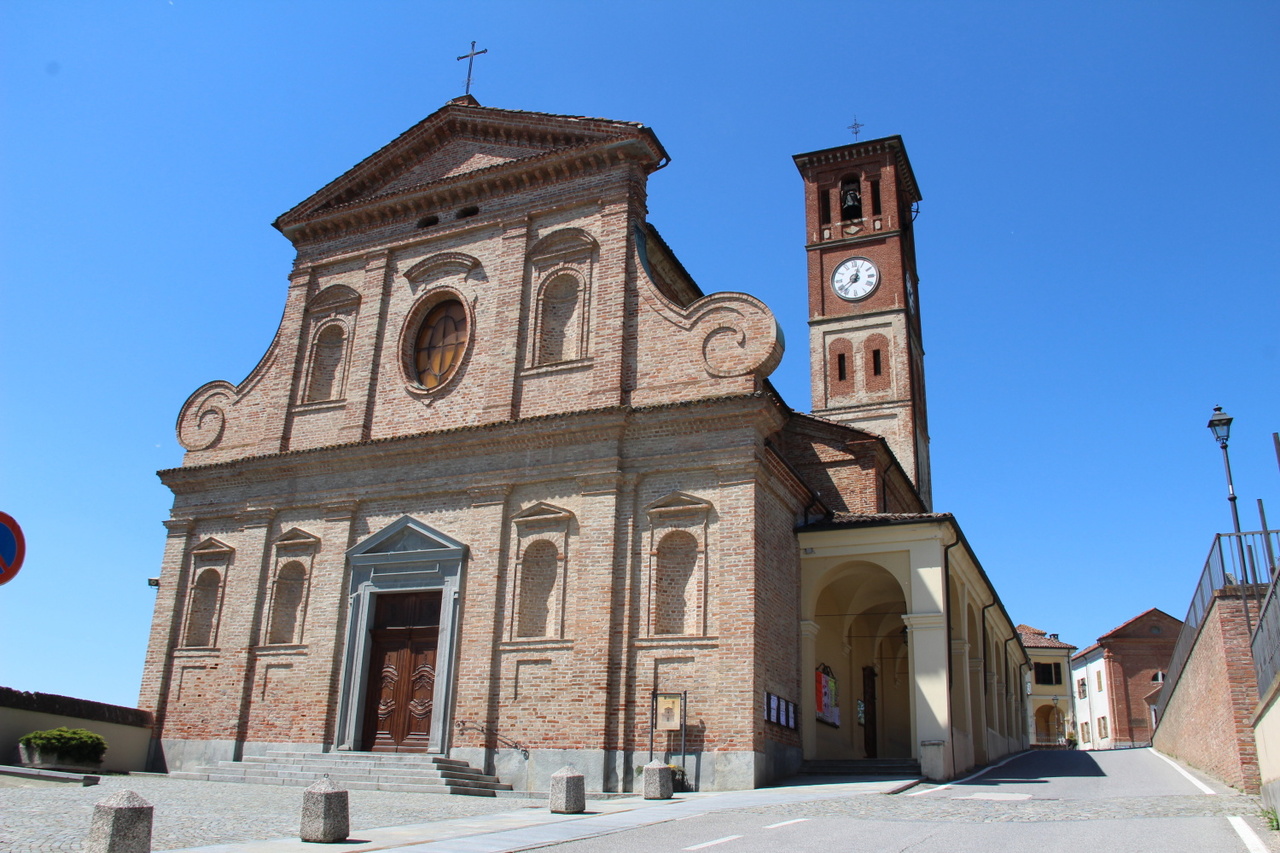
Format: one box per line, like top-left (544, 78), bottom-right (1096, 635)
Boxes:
top-left (335, 516), bottom-right (467, 753)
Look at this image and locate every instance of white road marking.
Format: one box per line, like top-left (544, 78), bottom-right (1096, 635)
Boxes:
top-left (1150, 748), bottom-right (1217, 795)
top-left (764, 818), bottom-right (810, 828)
top-left (685, 836), bottom-right (743, 850)
top-left (1227, 815), bottom-right (1269, 853)
top-left (906, 750), bottom-right (1026, 795)
top-left (955, 792), bottom-right (1032, 801)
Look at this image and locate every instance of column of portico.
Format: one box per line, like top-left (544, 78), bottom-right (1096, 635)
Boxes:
top-left (969, 658), bottom-right (987, 763)
top-left (799, 620), bottom-right (821, 758)
top-left (903, 538), bottom-right (949, 778)
top-left (902, 612), bottom-right (947, 747)
top-left (950, 637), bottom-right (972, 772)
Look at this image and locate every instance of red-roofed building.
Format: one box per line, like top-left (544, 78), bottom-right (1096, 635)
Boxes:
top-left (1071, 609), bottom-right (1182, 749)
top-left (1017, 625), bottom-right (1077, 745)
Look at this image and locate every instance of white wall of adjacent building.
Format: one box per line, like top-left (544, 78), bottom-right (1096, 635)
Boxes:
top-left (1071, 648), bottom-right (1112, 750)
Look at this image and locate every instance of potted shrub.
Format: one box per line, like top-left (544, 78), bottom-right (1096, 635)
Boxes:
top-left (18, 727), bottom-right (107, 772)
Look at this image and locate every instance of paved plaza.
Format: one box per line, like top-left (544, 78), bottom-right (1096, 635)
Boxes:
top-left (0, 750), bottom-right (1276, 852)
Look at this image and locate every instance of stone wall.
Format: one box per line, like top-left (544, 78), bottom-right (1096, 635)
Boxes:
top-left (1152, 591), bottom-right (1260, 792)
top-left (0, 688), bottom-right (152, 772)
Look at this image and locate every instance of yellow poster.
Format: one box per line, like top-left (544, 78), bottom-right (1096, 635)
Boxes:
top-left (656, 693), bottom-right (683, 731)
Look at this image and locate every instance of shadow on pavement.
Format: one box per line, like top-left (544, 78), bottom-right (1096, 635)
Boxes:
top-left (955, 750), bottom-right (1106, 786)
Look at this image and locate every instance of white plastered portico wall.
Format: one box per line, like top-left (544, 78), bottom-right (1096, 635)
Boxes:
top-left (797, 516), bottom-right (1029, 780)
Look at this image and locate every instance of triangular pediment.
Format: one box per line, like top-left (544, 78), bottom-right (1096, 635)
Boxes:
top-left (512, 501), bottom-right (575, 525)
top-left (645, 491), bottom-right (714, 516)
top-left (274, 99), bottom-right (666, 239)
top-left (347, 516), bottom-right (466, 562)
top-left (1099, 607), bottom-right (1182, 640)
top-left (191, 537), bottom-right (233, 556)
top-left (379, 138), bottom-right (547, 195)
top-left (275, 527), bottom-right (321, 548)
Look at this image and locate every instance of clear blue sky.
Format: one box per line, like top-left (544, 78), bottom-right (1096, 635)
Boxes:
top-left (2, 2), bottom-right (1277, 709)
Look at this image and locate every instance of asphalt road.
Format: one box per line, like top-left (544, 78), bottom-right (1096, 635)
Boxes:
top-left (533, 749), bottom-right (1275, 853)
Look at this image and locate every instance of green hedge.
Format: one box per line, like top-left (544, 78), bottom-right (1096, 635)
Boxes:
top-left (19, 727), bottom-right (108, 764)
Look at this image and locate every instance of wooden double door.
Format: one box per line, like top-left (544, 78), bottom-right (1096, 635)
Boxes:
top-left (361, 591), bottom-right (442, 752)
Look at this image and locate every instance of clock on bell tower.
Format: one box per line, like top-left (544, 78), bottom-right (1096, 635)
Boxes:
top-left (794, 135), bottom-right (931, 508)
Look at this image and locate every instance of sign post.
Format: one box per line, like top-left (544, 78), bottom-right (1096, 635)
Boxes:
top-left (649, 690), bottom-right (688, 773)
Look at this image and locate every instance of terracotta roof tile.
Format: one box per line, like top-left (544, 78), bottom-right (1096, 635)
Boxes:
top-left (1017, 624), bottom-right (1077, 650)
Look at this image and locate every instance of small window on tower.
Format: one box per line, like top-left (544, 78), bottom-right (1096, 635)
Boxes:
top-left (872, 349), bottom-right (882, 376)
top-left (819, 190), bottom-right (831, 226)
top-left (837, 352), bottom-right (847, 382)
top-left (870, 179), bottom-right (882, 216)
top-left (840, 177), bottom-right (862, 220)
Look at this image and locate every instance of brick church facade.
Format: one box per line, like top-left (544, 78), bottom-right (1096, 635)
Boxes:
top-left (140, 98), bottom-right (1029, 791)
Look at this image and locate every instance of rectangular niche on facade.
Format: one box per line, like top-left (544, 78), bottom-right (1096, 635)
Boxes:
top-left (334, 516), bottom-right (467, 754)
top-left (644, 492), bottom-right (714, 638)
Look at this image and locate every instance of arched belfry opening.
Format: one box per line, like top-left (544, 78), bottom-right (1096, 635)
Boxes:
top-left (808, 562), bottom-right (912, 761)
top-left (334, 517), bottom-right (467, 754)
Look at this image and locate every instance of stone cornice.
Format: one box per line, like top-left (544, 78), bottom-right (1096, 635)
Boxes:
top-left (792, 135), bottom-right (921, 203)
top-left (161, 393), bottom-right (778, 488)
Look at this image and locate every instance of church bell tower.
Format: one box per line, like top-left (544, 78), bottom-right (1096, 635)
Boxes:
top-left (794, 135), bottom-right (931, 508)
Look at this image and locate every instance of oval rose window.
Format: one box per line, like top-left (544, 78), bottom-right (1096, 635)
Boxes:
top-left (413, 300), bottom-right (468, 389)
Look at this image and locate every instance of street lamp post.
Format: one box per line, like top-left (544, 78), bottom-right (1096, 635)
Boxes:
top-left (1207, 406), bottom-right (1244, 538)
top-left (1208, 406), bottom-right (1253, 630)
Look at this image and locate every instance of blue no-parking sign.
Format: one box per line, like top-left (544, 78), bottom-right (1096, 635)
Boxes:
top-left (0, 512), bottom-right (26, 587)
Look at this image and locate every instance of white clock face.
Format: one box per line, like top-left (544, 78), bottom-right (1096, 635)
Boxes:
top-left (831, 257), bottom-right (880, 301)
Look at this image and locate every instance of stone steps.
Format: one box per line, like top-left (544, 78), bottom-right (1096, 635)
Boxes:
top-left (169, 750), bottom-right (513, 797)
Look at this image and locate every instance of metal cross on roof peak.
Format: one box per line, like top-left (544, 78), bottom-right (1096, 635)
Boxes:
top-left (848, 116), bottom-right (865, 142)
top-left (457, 41), bottom-right (488, 96)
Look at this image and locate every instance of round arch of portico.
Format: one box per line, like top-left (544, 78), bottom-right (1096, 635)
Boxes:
top-left (800, 559), bottom-right (914, 763)
top-left (801, 558), bottom-right (911, 620)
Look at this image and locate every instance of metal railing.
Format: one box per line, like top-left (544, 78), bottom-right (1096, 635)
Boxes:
top-left (1250, 531), bottom-right (1280, 693)
top-left (1154, 531), bottom-right (1279, 722)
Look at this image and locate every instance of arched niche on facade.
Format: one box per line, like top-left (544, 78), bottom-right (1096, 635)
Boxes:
top-left (334, 516), bottom-right (467, 754)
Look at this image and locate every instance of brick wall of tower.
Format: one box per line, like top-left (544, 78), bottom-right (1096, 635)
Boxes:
top-left (1152, 591), bottom-right (1260, 792)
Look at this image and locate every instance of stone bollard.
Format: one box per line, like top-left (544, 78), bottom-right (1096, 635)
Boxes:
top-left (549, 765), bottom-right (585, 814)
top-left (918, 739), bottom-right (946, 782)
top-left (642, 760), bottom-right (673, 800)
top-left (85, 789), bottom-right (153, 853)
top-left (300, 776), bottom-right (349, 843)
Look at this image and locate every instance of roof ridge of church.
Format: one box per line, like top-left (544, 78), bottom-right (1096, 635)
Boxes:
top-left (448, 99), bottom-right (652, 130)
